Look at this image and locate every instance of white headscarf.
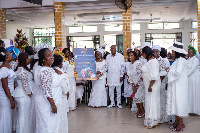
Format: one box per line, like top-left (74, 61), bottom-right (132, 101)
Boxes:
top-left (152, 45), bottom-right (161, 51)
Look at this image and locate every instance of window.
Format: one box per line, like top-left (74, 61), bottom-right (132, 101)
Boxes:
top-left (164, 22), bottom-right (179, 29)
top-left (148, 22), bottom-right (180, 29)
top-left (105, 25), bottom-right (123, 31)
top-left (132, 33), bottom-right (141, 47)
top-left (33, 28), bottom-right (55, 47)
top-left (132, 23), bottom-right (140, 30)
top-left (148, 23), bottom-right (163, 29)
top-left (145, 33), bottom-right (182, 49)
top-left (69, 26), bottom-right (82, 33)
top-left (69, 26), bottom-right (97, 33)
top-left (83, 26), bottom-right (97, 32)
top-left (190, 32), bottom-right (197, 50)
top-left (192, 21), bottom-right (197, 28)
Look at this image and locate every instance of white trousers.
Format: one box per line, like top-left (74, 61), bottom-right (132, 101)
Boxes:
top-left (109, 86), bottom-right (121, 105)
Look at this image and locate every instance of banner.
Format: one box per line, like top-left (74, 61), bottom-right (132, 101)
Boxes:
top-left (74, 48), bottom-right (97, 80)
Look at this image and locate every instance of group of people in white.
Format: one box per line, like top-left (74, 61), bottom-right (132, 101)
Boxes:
top-left (0, 38), bottom-right (200, 133)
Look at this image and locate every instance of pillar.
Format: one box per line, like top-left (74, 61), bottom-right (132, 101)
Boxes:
top-left (0, 9), bottom-right (6, 39)
top-left (198, 0), bottom-right (200, 52)
top-left (123, 7), bottom-right (132, 58)
top-left (54, 2), bottom-right (66, 48)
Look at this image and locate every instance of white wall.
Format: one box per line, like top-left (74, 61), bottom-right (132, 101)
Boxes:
top-left (6, 24), bottom-right (33, 46)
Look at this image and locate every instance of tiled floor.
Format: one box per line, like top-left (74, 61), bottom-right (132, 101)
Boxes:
top-left (68, 104), bottom-right (200, 133)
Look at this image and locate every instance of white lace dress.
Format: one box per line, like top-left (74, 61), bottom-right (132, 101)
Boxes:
top-left (13, 67), bottom-right (34, 133)
top-left (167, 57), bottom-right (189, 117)
top-left (141, 59), bottom-right (161, 127)
top-left (0, 67), bottom-right (16, 133)
top-left (88, 60), bottom-right (107, 107)
top-left (34, 67), bottom-right (62, 133)
top-left (157, 56), bottom-right (169, 123)
top-left (127, 60), bottom-right (145, 103)
top-left (63, 61), bottom-right (77, 110)
top-left (124, 62), bottom-right (132, 97)
top-left (54, 67), bottom-right (70, 133)
top-left (187, 56), bottom-right (200, 115)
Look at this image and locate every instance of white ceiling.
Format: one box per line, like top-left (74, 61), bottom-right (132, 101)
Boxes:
top-left (5, 0), bottom-right (197, 28)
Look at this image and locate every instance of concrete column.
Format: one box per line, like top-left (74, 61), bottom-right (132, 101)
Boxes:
top-left (0, 9), bottom-right (6, 39)
top-left (54, 2), bottom-right (66, 48)
top-left (123, 6), bottom-right (132, 58)
top-left (97, 24), bottom-right (105, 46)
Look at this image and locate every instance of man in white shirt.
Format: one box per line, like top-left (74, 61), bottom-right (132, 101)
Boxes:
top-left (106, 45), bottom-right (125, 109)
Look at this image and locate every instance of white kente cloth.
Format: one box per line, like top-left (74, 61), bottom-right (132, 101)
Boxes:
top-left (0, 67), bottom-right (16, 133)
top-left (127, 60), bottom-right (144, 103)
top-left (124, 62), bottom-right (132, 97)
top-left (88, 60), bottom-right (107, 107)
top-left (34, 67), bottom-right (62, 133)
top-left (13, 67), bottom-right (34, 133)
top-left (187, 56), bottom-right (200, 115)
top-left (167, 57), bottom-right (189, 117)
top-left (106, 53), bottom-right (125, 86)
top-left (141, 59), bottom-right (161, 127)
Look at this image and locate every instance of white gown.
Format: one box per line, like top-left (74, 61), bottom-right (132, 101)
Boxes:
top-left (88, 60), bottom-right (107, 107)
top-left (0, 67), bottom-right (16, 133)
top-left (187, 56), bottom-right (200, 115)
top-left (127, 60), bottom-right (145, 103)
top-left (34, 67), bottom-right (62, 133)
top-left (167, 57), bottom-right (189, 117)
top-left (124, 62), bottom-right (132, 97)
top-left (157, 56), bottom-right (169, 123)
top-left (141, 59), bottom-right (161, 127)
top-left (54, 67), bottom-right (70, 133)
top-left (13, 67), bottom-right (34, 133)
top-left (63, 61), bottom-right (77, 110)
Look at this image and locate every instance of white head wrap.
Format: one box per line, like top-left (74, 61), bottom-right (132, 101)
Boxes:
top-left (96, 48), bottom-right (105, 57)
top-left (140, 42), bottom-right (151, 49)
top-left (152, 45), bottom-right (161, 51)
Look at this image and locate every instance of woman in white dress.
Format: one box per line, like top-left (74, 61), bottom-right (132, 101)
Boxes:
top-left (141, 46), bottom-right (161, 129)
top-left (13, 52), bottom-right (33, 133)
top-left (0, 50), bottom-right (16, 133)
top-left (124, 48), bottom-right (132, 108)
top-left (88, 50), bottom-right (107, 107)
top-left (62, 48), bottom-right (77, 111)
top-left (52, 54), bottom-right (70, 133)
top-left (166, 42), bottom-right (189, 132)
top-left (187, 45), bottom-right (200, 115)
top-left (127, 51), bottom-right (145, 118)
top-left (34, 48), bottom-right (62, 133)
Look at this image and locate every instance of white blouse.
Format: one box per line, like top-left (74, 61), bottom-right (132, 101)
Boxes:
top-left (14, 67), bottom-right (33, 97)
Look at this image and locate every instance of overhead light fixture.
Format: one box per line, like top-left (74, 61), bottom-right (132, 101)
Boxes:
top-left (102, 12), bottom-right (105, 20)
top-left (6, 20), bottom-right (8, 22)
